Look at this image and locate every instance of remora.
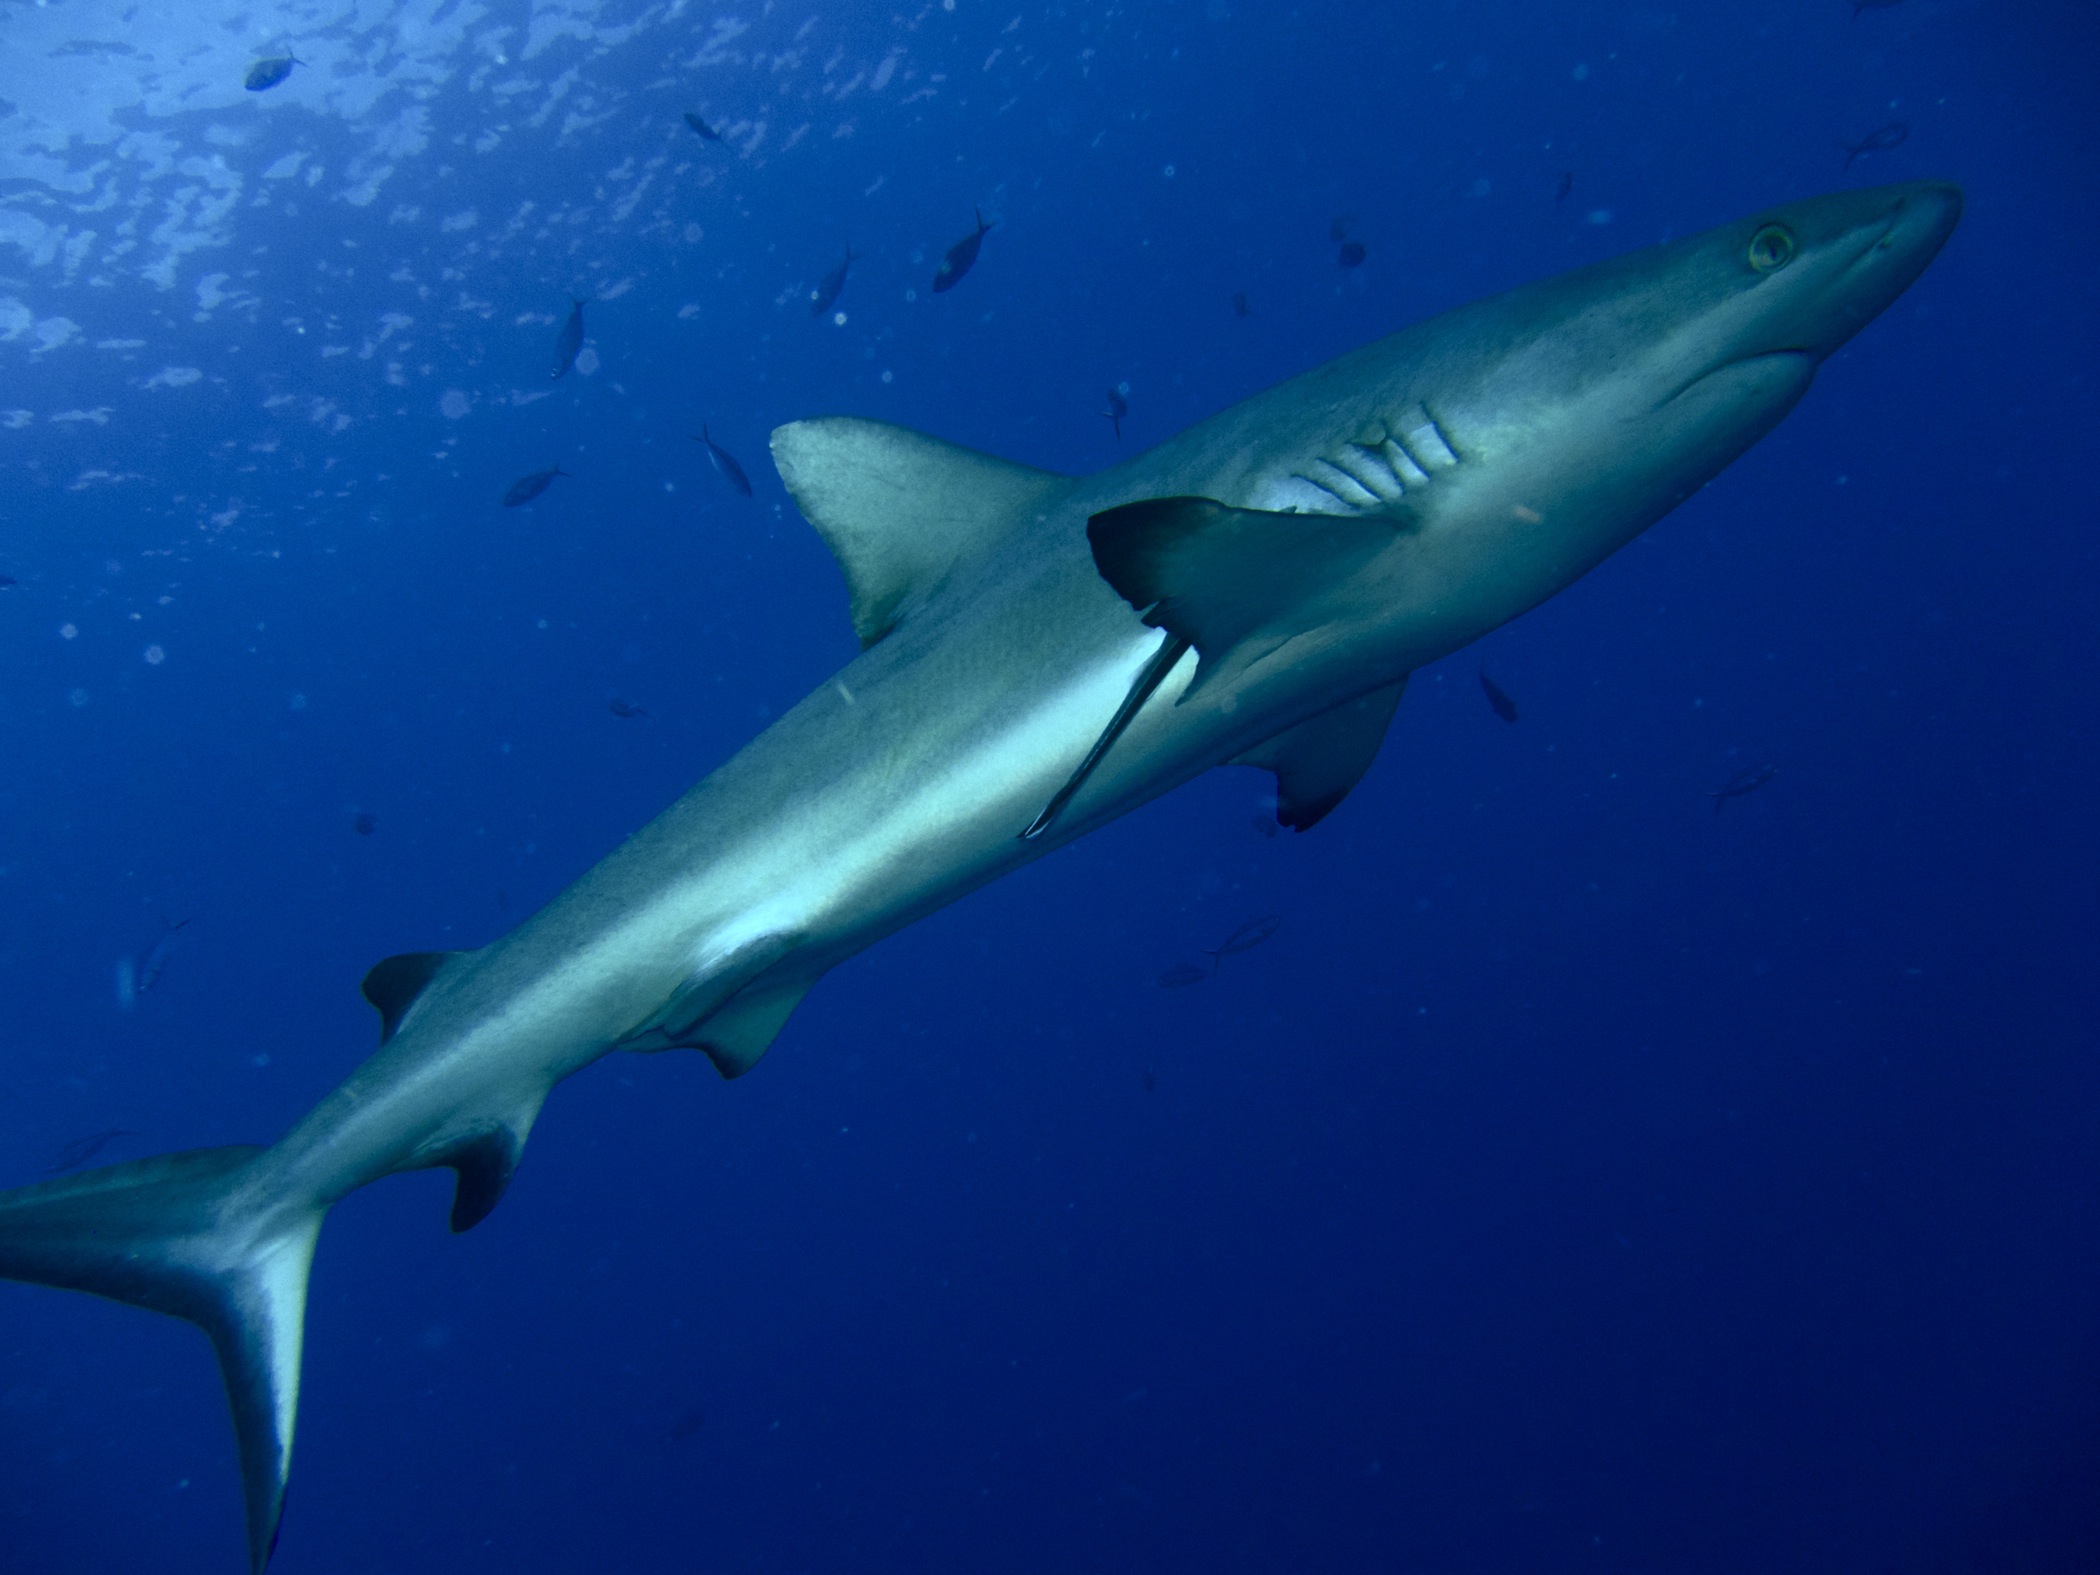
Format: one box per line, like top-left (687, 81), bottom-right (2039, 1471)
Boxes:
top-left (0, 181), bottom-right (1960, 1567)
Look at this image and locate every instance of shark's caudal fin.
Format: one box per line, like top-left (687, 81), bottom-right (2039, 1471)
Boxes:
top-left (771, 416), bottom-right (1067, 647)
top-left (0, 1148), bottom-right (322, 1571)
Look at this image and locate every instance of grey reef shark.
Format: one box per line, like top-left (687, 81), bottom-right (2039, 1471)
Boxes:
top-left (0, 181), bottom-right (1959, 1568)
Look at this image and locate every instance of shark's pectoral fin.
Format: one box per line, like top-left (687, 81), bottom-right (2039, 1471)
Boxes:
top-left (1086, 496), bottom-right (1400, 691)
top-left (771, 417), bottom-right (1068, 647)
top-left (1236, 679), bottom-right (1408, 831)
top-left (361, 950), bottom-right (469, 1044)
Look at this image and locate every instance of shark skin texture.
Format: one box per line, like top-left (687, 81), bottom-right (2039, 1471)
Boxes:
top-left (0, 182), bottom-right (1960, 1569)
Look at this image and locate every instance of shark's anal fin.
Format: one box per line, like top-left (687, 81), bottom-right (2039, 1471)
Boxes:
top-left (1087, 496), bottom-right (1400, 692)
top-left (0, 1147), bottom-right (324, 1572)
top-left (361, 950), bottom-right (466, 1044)
top-left (419, 1096), bottom-right (547, 1233)
top-left (689, 976), bottom-right (814, 1079)
top-left (1022, 633), bottom-right (1192, 841)
top-left (771, 417), bottom-right (1067, 647)
top-left (1237, 679), bottom-right (1408, 831)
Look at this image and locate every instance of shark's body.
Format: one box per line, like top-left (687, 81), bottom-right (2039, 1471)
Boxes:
top-left (0, 182), bottom-right (1959, 1568)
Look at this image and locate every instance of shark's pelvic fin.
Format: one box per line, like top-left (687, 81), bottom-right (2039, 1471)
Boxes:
top-left (1237, 679), bottom-right (1408, 831)
top-left (0, 1147), bottom-right (323, 1572)
top-left (771, 416), bottom-right (1067, 647)
top-left (362, 950), bottom-right (467, 1043)
top-left (1086, 496), bottom-right (1400, 691)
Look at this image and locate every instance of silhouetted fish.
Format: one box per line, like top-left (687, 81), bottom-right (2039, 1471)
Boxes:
top-left (1205, 915), bottom-right (1281, 967)
top-left (1140, 1069), bottom-right (1158, 1093)
top-left (46, 1129), bottom-right (133, 1174)
top-left (1479, 669), bottom-right (1519, 723)
top-left (1330, 215), bottom-right (1353, 243)
top-left (667, 1407), bottom-right (706, 1442)
top-left (503, 466), bottom-right (569, 507)
top-left (1841, 122), bottom-right (1908, 170)
top-left (244, 54), bottom-right (303, 92)
top-left (0, 573), bottom-right (16, 588)
top-left (118, 918), bottom-right (188, 1008)
top-left (810, 246), bottom-right (855, 317)
top-left (1706, 763), bottom-right (1779, 813)
top-left (1554, 170), bottom-right (1574, 205)
top-left (352, 810), bottom-right (378, 836)
top-left (692, 425), bottom-right (752, 496)
top-left (1231, 292), bottom-right (1252, 318)
top-left (683, 112), bottom-right (723, 142)
top-left (551, 298), bottom-right (585, 381)
top-left (932, 208), bottom-right (993, 293)
top-left (1156, 962), bottom-right (1210, 989)
top-left (607, 699), bottom-right (648, 719)
top-left (1102, 382), bottom-right (1129, 439)
top-left (1338, 240), bottom-right (1368, 269)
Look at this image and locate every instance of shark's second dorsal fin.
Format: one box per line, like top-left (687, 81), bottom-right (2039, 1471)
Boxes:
top-left (772, 417), bottom-right (1067, 647)
top-left (1236, 679), bottom-right (1407, 831)
top-left (361, 950), bottom-right (467, 1044)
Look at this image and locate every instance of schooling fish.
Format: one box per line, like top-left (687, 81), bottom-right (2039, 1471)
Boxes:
top-left (1706, 763), bottom-right (1779, 812)
top-left (0, 573), bottom-right (16, 588)
top-left (116, 919), bottom-right (188, 1009)
top-left (1479, 669), bottom-right (1519, 723)
top-left (683, 111), bottom-right (723, 142)
top-left (352, 811), bottom-right (378, 836)
top-left (607, 699), bottom-right (649, 719)
top-left (1102, 383), bottom-right (1129, 440)
top-left (1554, 170), bottom-right (1574, 205)
top-left (502, 466), bottom-right (569, 507)
top-left (693, 425), bottom-right (753, 497)
top-left (1231, 292), bottom-right (1253, 318)
top-left (1842, 122), bottom-right (1908, 171)
top-left (810, 246), bottom-right (855, 317)
top-left (550, 298), bottom-right (585, 381)
top-left (932, 208), bottom-right (993, 293)
top-left (1156, 962), bottom-right (1211, 989)
top-left (1338, 240), bottom-right (1368, 269)
top-left (1205, 916), bottom-right (1282, 967)
top-left (46, 1130), bottom-right (133, 1175)
top-left (244, 54), bottom-right (303, 92)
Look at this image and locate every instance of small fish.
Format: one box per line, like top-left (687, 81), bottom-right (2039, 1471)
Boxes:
top-left (1101, 382), bottom-right (1129, 440)
top-left (1330, 215), bottom-right (1354, 244)
top-left (551, 298), bottom-right (585, 381)
top-left (692, 425), bottom-right (752, 497)
top-left (46, 1129), bottom-right (133, 1174)
top-left (352, 810), bottom-right (378, 836)
top-left (118, 918), bottom-right (189, 1008)
top-left (666, 1407), bottom-right (706, 1442)
top-left (1205, 915), bottom-right (1281, 967)
top-left (1841, 122), bottom-right (1908, 170)
top-left (932, 207), bottom-right (993, 293)
top-left (607, 698), bottom-right (648, 719)
top-left (1479, 669), bottom-right (1519, 723)
top-left (502, 466), bottom-right (569, 507)
top-left (683, 111), bottom-right (723, 142)
top-left (1231, 292), bottom-right (1252, 319)
top-left (244, 54), bottom-right (303, 92)
top-left (810, 245), bottom-right (855, 317)
top-left (1156, 962), bottom-right (1210, 990)
top-left (1706, 763), bottom-right (1779, 813)
top-left (1338, 240), bottom-right (1368, 269)
top-left (0, 573), bottom-right (16, 588)
top-left (1554, 170), bottom-right (1574, 205)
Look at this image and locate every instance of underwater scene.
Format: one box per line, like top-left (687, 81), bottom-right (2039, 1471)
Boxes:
top-left (0, 0), bottom-right (2095, 1570)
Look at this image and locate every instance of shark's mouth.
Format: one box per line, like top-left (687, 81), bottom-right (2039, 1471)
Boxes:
top-left (1659, 348), bottom-right (1817, 411)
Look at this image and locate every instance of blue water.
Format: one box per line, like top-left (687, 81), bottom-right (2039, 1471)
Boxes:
top-left (3, 1), bottom-right (2096, 1569)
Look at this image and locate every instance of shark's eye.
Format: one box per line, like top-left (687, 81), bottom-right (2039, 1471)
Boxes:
top-left (1747, 224), bottom-right (1796, 273)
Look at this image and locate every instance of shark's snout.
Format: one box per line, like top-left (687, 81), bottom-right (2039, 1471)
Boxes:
top-left (1804, 179), bottom-right (1963, 358)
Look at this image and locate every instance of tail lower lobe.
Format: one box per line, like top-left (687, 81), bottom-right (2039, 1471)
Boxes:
top-left (0, 1147), bottom-right (324, 1571)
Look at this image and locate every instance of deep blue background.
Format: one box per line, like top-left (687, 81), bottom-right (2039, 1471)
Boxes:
top-left (3, 0), bottom-right (2097, 1570)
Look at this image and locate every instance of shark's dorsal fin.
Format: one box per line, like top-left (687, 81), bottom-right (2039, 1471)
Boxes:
top-left (772, 417), bottom-right (1067, 647)
top-left (361, 950), bottom-right (466, 1044)
top-left (1236, 679), bottom-right (1407, 831)
top-left (1087, 496), bottom-right (1400, 692)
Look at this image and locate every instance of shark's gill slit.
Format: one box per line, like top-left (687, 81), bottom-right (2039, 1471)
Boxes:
top-left (1290, 471), bottom-right (1359, 509)
top-left (1021, 634), bottom-right (1193, 841)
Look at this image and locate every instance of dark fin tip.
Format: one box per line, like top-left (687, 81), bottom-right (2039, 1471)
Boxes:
top-left (446, 1128), bottom-right (522, 1232)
